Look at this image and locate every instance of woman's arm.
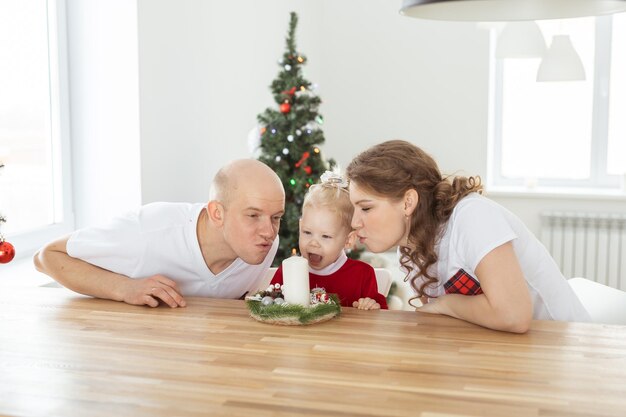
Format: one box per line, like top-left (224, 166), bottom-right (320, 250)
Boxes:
top-left (417, 242), bottom-right (533, 333)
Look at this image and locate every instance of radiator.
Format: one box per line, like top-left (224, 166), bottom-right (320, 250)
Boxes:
top-left (540, 211), bottom-right (626, 291)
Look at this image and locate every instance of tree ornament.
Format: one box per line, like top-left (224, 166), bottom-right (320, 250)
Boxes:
top-left (247, 126), bottom-right (262, 157)
top-left (275, 156), bottom-right (282, 162)
top-left (0, 240), bottom-right (14, 264)
top-left (295, 151), bottom-right (310, 168)
top-left (304, 166), bottom-right (312, 175)
top-left (287, 135), bottom-right (294, 142)
top-left (282, 86), bottom-right (297, 97)
top-left (284, 64), bottom-right (292, 71)
top-left (280, 102), bottom-right (291, 114)
top-left (0, 216), bottom-right (14, 264)
top-left (295, 129), bottom-right (302, 136)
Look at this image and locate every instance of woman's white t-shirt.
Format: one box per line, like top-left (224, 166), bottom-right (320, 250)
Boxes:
top-left (67, 202), bottom-right (278, 299)
top-left (405, 193), bottom-right (590, 322)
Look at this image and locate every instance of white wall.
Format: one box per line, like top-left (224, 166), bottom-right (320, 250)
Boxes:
top-left (69, 0), bottom-right (626, 237)
top-left (137, 0), bottom-right (322, 204)
top-left (66, 0), bottom-right (142, 228)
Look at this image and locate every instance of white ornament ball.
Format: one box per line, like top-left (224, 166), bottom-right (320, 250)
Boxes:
top-left (284, 64), bottom-right (292, 71)
top-left (295, 129), bottom-right (302, 136)
top-left (261, 296), bottom-right (274, 306)
top-left (247, 126), bottom-right (262, 157)
top-left (282, 148), bottom-right (289, 155)
top-left (275, 156), bottom-right (281, 162)
top-left (287, 135), bottom-right (294, 142)
top-left (274, 297), bottom-right (285, 305)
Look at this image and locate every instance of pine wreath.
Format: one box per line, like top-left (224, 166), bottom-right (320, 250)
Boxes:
top-left (246, 287), bottom-right (341, 325)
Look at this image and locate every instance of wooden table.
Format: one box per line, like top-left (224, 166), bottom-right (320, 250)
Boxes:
top-left (1, 287), bottom-right (625, 417)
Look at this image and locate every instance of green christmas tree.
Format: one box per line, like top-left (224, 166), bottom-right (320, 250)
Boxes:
top-left (255, 12), bottom-right (336, 265)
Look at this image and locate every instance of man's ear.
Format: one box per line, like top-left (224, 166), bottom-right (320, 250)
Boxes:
top-left (404, 189), bottom-right (419, 216)
top-left (207, 201), bottom-right (225, 226)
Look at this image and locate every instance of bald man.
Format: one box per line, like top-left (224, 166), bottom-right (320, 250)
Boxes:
top-left (34, 159), bottom-right (285, 308)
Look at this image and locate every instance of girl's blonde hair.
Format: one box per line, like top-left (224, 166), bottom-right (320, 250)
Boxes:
top-left (346, 140), bottom-right (483, 301)
top-left (303, 172), bottom-right (354, 233)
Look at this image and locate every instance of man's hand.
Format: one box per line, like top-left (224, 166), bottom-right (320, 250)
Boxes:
top-left (122, 275), bottom-right (186, 308)
top-left (352, 297), bottom-right (381, 310)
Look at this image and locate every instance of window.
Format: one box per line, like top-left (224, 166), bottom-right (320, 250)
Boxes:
top-left (0, 0), bottom-right (72, 258)
top-left (489, 15), bottom-right (626, 193)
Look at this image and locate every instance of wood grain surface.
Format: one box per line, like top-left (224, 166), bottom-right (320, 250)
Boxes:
top-left (1, 287), bottom-right (625, 417)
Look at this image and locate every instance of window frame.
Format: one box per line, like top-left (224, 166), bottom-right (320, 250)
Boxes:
top-left (488, 15), bottom-right (622, 193)
top-left (5, 0), bottom-right (74, 259)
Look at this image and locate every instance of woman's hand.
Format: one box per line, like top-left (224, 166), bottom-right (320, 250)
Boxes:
top-left (415, 298), bottom-right (446, 315)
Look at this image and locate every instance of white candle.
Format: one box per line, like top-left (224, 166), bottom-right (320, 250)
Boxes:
top-left (282, 256), bottom-right (310, 306)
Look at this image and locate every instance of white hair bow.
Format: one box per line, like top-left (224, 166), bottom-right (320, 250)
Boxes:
top-left (320, 171), bottom-right (348, 188)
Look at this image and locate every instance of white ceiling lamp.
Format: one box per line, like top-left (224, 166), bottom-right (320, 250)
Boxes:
top-left (495, 21), bottom-right (546, 58)
top-left (399, 0), bottom-right (626, 22)
top-left (536, 35), bottom-right (586, 81)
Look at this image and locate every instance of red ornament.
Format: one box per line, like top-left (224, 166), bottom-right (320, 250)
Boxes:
top-left (303, 166), bottom-right (312, 175)
top-left (282, 87), bottom-right (297, 96)
top-left (0, 240), bottom-right (15, 264)
top-left (279, 102), bottom-right (291, 114)
top-left (295, 151), bottom-right (310, 168)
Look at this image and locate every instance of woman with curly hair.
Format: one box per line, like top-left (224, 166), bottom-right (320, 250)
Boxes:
top-left (346, 140), bottom-right (589, 333)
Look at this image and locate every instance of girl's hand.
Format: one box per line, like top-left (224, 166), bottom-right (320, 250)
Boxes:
top-left (352, 297), bottom-right (381, 310)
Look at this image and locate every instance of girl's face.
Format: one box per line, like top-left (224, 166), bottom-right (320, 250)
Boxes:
top-left (299, 205), bottom-right (351, 270)
top-left (349, 182), bottom-right (409, 253)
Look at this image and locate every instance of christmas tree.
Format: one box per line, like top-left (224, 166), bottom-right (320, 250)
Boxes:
top-left (255, 12), bottom-right (336, 264)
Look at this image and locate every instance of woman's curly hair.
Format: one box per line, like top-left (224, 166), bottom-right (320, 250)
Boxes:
top-left (346, 140), bottom-right (483, 304)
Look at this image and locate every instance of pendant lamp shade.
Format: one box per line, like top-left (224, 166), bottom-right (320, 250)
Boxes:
top-left (400, 0), bottom-right (626, 22)
top-left (536, 35), bottom-right (586, 81)
top-left (496, 22), bottom-right (546, 59)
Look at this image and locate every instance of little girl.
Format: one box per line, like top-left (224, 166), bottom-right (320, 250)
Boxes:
top-left (271, 171), bottom-right (388, 310)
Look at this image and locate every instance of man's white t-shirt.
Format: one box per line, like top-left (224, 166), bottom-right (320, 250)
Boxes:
top-left (405, 193), bottom-right (590, 322)
top-left (66, 202), bottom-right (278, 299)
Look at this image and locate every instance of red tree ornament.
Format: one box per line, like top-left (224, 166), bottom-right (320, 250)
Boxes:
top-left (0, 240), bottom-right (15, 264)
top-left (282, 86), bottom-right (297, 96)
top-left (279, 102), bottom-right (291, 114)
top-left (303, 166), bottom-right (312, 175)
top-left (295, 151), bottom-right (310, 168)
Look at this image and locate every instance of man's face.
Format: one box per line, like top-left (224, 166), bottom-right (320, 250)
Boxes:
top-left (222, 186), bottom-right (285, 265)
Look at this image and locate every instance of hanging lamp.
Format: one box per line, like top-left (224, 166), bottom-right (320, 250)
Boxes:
top-left (399, 0), bottom-right (626, 22)
top-left (536, 35), bottom-right (586, 81)
top-left (495, 21), bottom-right (546, 58)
